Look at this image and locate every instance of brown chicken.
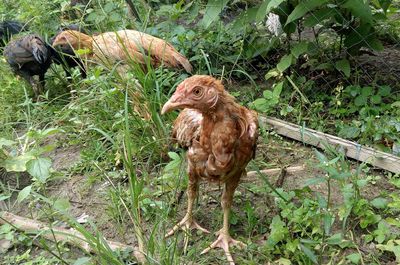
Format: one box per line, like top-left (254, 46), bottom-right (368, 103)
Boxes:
top-left (51, 29), bottom-right (192, 73)
top-left (161, 75), bottom-right (258, 264)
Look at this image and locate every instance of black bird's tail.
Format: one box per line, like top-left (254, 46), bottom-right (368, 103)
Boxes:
top-left (31, 36), bottom-right (50, 64)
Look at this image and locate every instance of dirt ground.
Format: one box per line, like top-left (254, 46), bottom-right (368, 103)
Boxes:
top-left (0, 127), bottom-right (397, 264)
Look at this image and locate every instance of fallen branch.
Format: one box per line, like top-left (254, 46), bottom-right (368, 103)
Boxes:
top-left (0, 211), bottom-right (146, 263)
top-left (261, 116), bottom-right (400, 174)
top-left (246, 165), bottom-right (306, 179)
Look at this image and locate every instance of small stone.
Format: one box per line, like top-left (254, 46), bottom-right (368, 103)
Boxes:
top-left (0, 239), bottom-right (12, 254)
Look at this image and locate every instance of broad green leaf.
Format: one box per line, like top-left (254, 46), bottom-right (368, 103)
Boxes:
top-left (104, 2), bottom-right (114, 13)
top-left (324, 212), bottom-right (333, 234)
top-left (371, 94), bottom-right (382, 104)
top-left (346, 253), bottom-right (361, 264)
top-left (286, 0), bottom-right (328, 25)
top-left (268, 216), bottom-right (288, 246)
top-left (344, 24), bottom-right (372, 53)
top-left (253, 98), bottom-right (269, 112)
top-left (4, 153), bottom-right (35, 172)
top-left (231, 8), bottom-right (259, 31)
top-left (314, 62), bottom-right (333, 71)
top-left (346, 85), bottom-right (361, 96)
top-left (342, 0), bottom-right (373, 24)
top-left (53, 198), bottom-right (70, 212)
top-left (291, 41), bottom-right (309, 58)
top-left (26, 157), bottom-right (52, 183)
top-left (273, 82), bottom-right (283, 97)
top-left (377, 240), bottom-right (400, 261)
top-left (256, 0), bottom-right (272, 22)
top-left (361, 86), bottom-right (373, 97)
top-left (339, 126), bottom-right (360, 139)
top-left (263, 90), bottom-right (274, 99)
top-left (371, 197), bottom-right (388, 209)
top-left (265, 68), bottom-right (280, 80)
top-left (300, 244), bottom-right (318, 264)
top-left (0, 195), bottom-right (11, 201)
top-left (168, 152), bottom-right (180, 161)
top-left (326, 233), bottom-right (343, 245)
top-left (275, 258), bottom-right (291, 265)
top-left (354, 95), bottom-right (367, 106)
top-left (75, 48), bottom-right (92, 56)
top-left (283, 22), bottom-right (297, 34)
top-left (200, 0), bottom-right (229, 29)
top-left (378, 85), bottom-right (391, 96)
top-left (335, 59), bottom-right (351, 77)
top-left (366, 36), bottom-right (384, 51)
top-left (392, 101), bottom-right (400, 108)
top-left (375, 221), bottom-right (390, 244)
top-left (357, 179), bottom-right (368, 188)
top-left (0, 138), bottom-right (15, 149)
top-left (304, 8), bottom-right (334, 27)
top-left (277, 54), bottom-right (293, 73)
top-left (314, 150), bottom-right (327, 163)
top-left (265, 0), bottom-right (286, 15)
top-left (39, 128), bottom-right (61, 138)
top-left (17, 185), bottom-right (32, 203)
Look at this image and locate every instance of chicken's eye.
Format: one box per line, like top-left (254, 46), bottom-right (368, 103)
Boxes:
top-left (192, 87), bottom-right (203, 97)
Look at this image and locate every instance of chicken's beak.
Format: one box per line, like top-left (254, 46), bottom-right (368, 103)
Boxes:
top-left (161, 94), bottom-right (183, 114)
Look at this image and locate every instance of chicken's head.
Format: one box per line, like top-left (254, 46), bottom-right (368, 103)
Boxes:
top-left (161, 75), bottom-right (226, 114)
top-left (52, 30), bottom-right (92, 51)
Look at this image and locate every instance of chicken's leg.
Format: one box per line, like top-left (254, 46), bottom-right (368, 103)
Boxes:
top-left (165, 175), bottom-right (210, 238)
top-left (201, 174), bottom-right (246, 265)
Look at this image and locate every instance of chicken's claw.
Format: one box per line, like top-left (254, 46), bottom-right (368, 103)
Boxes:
top-left (165, 214), bottom-right (210, 238)
top-left (201, 230), bottom-right (246, 265)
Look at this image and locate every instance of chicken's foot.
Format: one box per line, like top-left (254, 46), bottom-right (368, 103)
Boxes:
top-left (200, 228), bottom-right (246, 265)
top-left (165, 213), bottom-right (210, 238)
top-left (165, 176), bottom-right (209, 236)
top-left (201, 175), bottom-right (245, 265)
top-left (165, 177), bottom-right (209, 253)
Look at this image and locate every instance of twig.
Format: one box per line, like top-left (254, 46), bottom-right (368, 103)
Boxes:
top-left (246, 165), bottom-right (306, 179)
top-left (0, 211), bottom-right (145, 263)
top-left (274, 167), bottom-right (287, 188)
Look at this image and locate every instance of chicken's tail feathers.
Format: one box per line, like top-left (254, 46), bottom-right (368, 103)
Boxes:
top-left (172, 52), bottom-right (193, 73)
top-left (31, 37), bottom-right (50, 64)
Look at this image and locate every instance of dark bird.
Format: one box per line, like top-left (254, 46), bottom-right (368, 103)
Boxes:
top-left (50, 25), bottom-right (87, 78)
top-left (0, 20), bottom-right (28, 46)
top-left (162, 75), bottom-right (259, 265)
top-left (3, 34), bottom-right (52, 99)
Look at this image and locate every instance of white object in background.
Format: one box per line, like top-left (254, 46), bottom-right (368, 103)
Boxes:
top-left (266, 13), bottom-right (282, 36)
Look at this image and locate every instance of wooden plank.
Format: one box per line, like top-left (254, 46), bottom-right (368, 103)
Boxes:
top-left (246, 165), bottom-right (306, 179)
top-left (0, 211), bottom-right (146, 263)
top-left (260, 116), bottom-right (400, 174)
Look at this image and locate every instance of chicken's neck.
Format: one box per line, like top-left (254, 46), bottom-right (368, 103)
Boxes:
top-left (77, 36), bottom-right (94, 52)
top-left (201, 91), bottom-right (242, 119)
top-left (200, 95), bottom-right (247, 138)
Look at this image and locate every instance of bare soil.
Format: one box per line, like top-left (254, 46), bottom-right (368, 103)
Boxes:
top-left (1, 132), bottom-right (397, 263)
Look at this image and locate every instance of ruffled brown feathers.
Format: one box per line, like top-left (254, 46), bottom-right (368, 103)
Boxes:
top-left (52, 30), bottom-right (93, 51)
top-left (164, 75), bottom-right (259, 183)
top-left (52, 29), bottom-right (192, 73)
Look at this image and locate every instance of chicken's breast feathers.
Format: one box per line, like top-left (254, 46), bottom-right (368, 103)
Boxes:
top-left (173, 109), bottom-right (203, 148)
